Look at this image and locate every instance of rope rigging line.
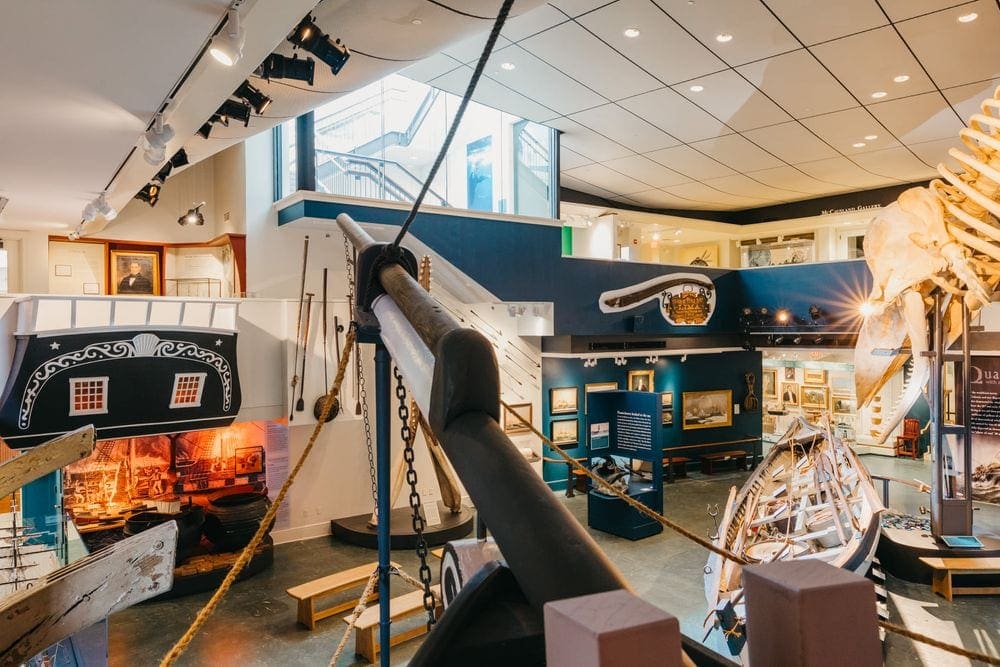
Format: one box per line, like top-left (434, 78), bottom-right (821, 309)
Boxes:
top-left (878, 620), bottom-right (1000, 665)
top-left (159, 327), bottom-right (358, 667)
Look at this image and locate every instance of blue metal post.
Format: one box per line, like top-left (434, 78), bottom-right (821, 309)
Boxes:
top-left (374, 342), bottom-right (392, 667)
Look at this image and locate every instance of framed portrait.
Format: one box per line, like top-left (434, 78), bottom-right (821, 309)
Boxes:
top-left (549, 418), bottom-right (579, 448)
top-left (682, 390), bottom-right (733, 430)
top-left (502, 402), bottom-right (532, 434)
top-left (549, 386), bottom-right (579, 415)
top-left (803, 369), bottom-right (827, 385)
top-left (584, 381), bottom-right (618, 414)
top-left (110, 250), bottom-right (160, 296)
top-left (661, 391), bottom-right (674, 426)
top-left (627, 369), bottom-right (654, 392)
top-left (781, 382), bottom-right (799, 406)
top-left (762, 368), bottom-right (777, 399)
top-left (800, 385), bottom-right (829, 409)
top-left (832, 396), bottom-right (856, 415)
top-left (784, 367), bottom-right (796, 381)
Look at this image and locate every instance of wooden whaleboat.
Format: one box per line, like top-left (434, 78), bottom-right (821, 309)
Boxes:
top-left (704, 416), bottom-right (884, 655)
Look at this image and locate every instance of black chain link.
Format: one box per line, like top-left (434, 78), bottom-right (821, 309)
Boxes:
top-left (345, 235), bottom-right (378, 507)
top-left (393, 367), bottom-right (436, 628)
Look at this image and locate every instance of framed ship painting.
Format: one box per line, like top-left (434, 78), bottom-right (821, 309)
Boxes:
top-left (661, 391), bottom-right (674, 425)
top-left (502, 402), bottom-right (532, 434)
top-left (682, 390), bottom-right (732, 430)
top-left (549, 386), bottom-right (579, 415)
top-left (550, 418), bottom-right (578, 448)
top-left (111, 250), bottom-right (160, 295)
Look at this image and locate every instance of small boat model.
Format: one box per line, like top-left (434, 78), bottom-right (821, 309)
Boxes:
top-left (704, 416), bottom-right (884, 656)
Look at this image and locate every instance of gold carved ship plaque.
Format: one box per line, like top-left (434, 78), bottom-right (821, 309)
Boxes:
top-left (664, 286), bottom-right (712, 325)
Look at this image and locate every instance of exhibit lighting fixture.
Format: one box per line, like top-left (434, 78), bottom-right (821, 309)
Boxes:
top-left (153, 162), bottom-right (172, 185)
top-left (170, 148), bottom-right (190, 168)
top-left (142, 113), bottom-right (174, 166)
top-left (235, 80), bottom-right (272, 114)
top-left (197, 122), bottom-right (214, 139)
top-left (255, 53), bottom-right (315, 86)
top-left (773, 336), bottom-right (784, 345)
top-left (82, 193), bottom-right (117, 222)
top-left (814, 336), bottom-right (825, 344)
top-left (178, 202), bottom-right (206, 226)
top-left (775, 309), bottom-right (790, 324)
top-left (217, 99), bottom-right (252, 127)
top-left (680, 354), bottom-right (687, 363)
top-left (134, 182), bottom-right (160, 207)
top-left (210, 6), bottom-right (245, 66)
top-left (793, 336), bottom-right (803, 345)
top-left (287, 14), bottom-right (351, 75)
top-left (859, 301), bottom-right (876, 318)
top-left (67, 229), bottom-right (81, 241)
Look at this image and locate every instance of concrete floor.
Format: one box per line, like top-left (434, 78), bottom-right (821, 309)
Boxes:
top-left (109, 455), bottom-right (1000, 666)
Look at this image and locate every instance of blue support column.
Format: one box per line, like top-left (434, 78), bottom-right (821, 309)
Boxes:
top-left (374, 342), bottom-right (392, 667)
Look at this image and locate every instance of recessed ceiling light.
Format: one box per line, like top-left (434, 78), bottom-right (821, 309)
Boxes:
top-left (871, 91), bottom-right (887, 99)
top-left (689, 84), bottom-right (704, 92)
top-left (715, 33), bottom-right (733, 43)
top-left (623, 27), bottom-right (640, 38)
top-left (893, 74), bottom-right (910, 83)
top-left (411, 18), bottom-right (423, 25)
top-left (864, 134), bottom-right (878, 141)
top-left (852, 142), bottom-right (866, 148)
top-left (958, 12), bottom-right (978, 23)
top-left (500, 62), bottom-right (516, 71)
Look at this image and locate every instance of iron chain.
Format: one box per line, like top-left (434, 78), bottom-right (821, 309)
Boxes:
top-left (393, 367), bottom-right (436, 628)
top-left (344, 236), bottom-right (377, 507)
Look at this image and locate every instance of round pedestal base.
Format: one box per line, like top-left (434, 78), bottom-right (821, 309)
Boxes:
top-left (330, 502), bottom-right (475, 549)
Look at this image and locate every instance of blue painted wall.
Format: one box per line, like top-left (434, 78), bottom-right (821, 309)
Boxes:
top-left (738, 260), bottom-right (873, 326)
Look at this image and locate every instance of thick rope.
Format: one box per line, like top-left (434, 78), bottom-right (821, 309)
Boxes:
top-left (879, 620), bottom-right (1000, 665)
top-left (160, 327), bottom-right (358, 667)
top-left (500, 401), bottom-right (748, 565)
top-left (328, 567), bottom-right (380, 667)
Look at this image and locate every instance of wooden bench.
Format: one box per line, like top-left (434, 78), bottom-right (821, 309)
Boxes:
top-left (348, 584), bottom-right (441, 663)
top-left (662, 456), bottom-right (691, 480)
top-left (286, 561), bottom-right (389, 630)
top-left (919, 556), bottom-right (1000, 601)
top-left (700, 450), bottom-right (748, 475)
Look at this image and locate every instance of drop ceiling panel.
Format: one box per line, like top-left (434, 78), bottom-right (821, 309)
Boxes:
top-left (441, 34), bottom-right (512, 63)
top-left (765, 0), bottom-right (887, 45)
top-left (576, 0), bottom-right (726, 84)
top-left (625, 189), bottom-right (699, 208)
top-left (907, 138), bottom-right (962, 173)
top-left (601, 155), bottom-right (692, 187)
top-left (810, 26), bottom-right (935, 104)
top-left (561, 173), bottom-right (623, 199)
top-left (741, 122), bottom-right (839, 164)
top-left (700, 174), bottom-right (803, 201)
top-left (736, 50), bottom-right (857, 118)
top-left (547, 0), bottom-right (617, 18)
top-left (501, 3), bottom-right (568, 41)
top-left (399, 53), bottom-right (463, 83)
top-left (568, 104), bottom-right (678, 152)
top-left (745, 166), bottom-right (848, 195)
top-left (795, 156), bottom-right (900, 188)
top-left (481, 45), bottom-right (607, 114)
top-left (618, 87), bottom-right (733, 143)
top-left (644, 144), bottom-right (737, 180)
top-left (651, 0), bottom-right (799, 66)
top-left (800, 107), bottom-right (898, 154)
top-left (548, 117), bottom-right (634, 161)
top-left (879, 0), bottom-right (969, 22)
top-left (565, 163), bottom-right (651, 194)
top-left (849, 146), bottom-right (938, 180)
top-left (867, 92), bottom-right (964, 144)
top-left (674, 70), bottom-right (792, 131)
top-left (430, 67), bottom-right (560, 121)
top-left (664, 181), bottom-right (773, 209)
top-left (688, 134), bottom-right (785, 172)
top-left (560, 146), bottom-right (594, 170)
top-left (897, 0), bottom-right (1000, 90)
top-left (519, 22), bottom-right (661, 100)
top-left (942, 79), bottom-right (1000, 124)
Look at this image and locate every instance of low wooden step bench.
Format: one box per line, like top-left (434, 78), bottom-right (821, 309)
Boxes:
top-left (700, 450), bottom-right (748, 475)
top-left (287, 561), bottom-right (390, 630)
top-left (347, 584), bottom-right (442, 663)
top-left (919, 556), bottom-right (1000, 601)
top-left (662, 456), bottom-right (691, 480)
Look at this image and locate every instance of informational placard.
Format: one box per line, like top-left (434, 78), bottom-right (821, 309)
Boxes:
top-left (265, 420), bottom-right (291, 529)
top-left (615, 410), bottom-right (653, 454)
top-left (969, 357), bottom-right (1000, 504)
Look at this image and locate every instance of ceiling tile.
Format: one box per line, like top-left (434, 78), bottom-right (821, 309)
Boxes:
top-left (688, 134), bottom-right (785, 172)
top-left (674, 70), bottom-right (792, 131)
top-left (442, 34), bottom-right (512, 63)
top-left (942, 79), bottom-right (1000, 125)
top-left (564, 163), bottom-right (650, 194)
top-left (399, 53), bottom-right (463, 83)
top-left (501, 4), bottom-right (568, 41)
top-left (651, 0), bottom-right (799, 66)
top-left (479, 44), bottom-right (606, 114)
top-left (644, 144), bottom-right (736, 180)
top-left (618, 87), bottom-right (733, 142)
top-left (624, 188), bottom-right (699, 208)
top-left (700, 174), bottom-right (802, 201)
top-left (736, 49), bottom-right (857, 118)
top-left (849, 146), bottom-right (938, 181)
top-left (906, 138), bottom-right (962, 173)
top-left (744, 166), bottom-right (848, 195)
top-left (897, 0), bottom-right (1000, 90)
top-left (879, 0), bottom-right (967, 22)
top-left (560, 173), bottom-right (623, 200)
top-left (800, 107), bottom-right (899, 154)
top-left (576, 0), bottom-right (725, 84)
top-left (546, 0), bottom-right (617, 18)
top-left (795, 156), bottom-right (901, 188)
top-left (547, 117), bottom-right (634, 161)
top-left (765, 0), bottom-right (887, 45)
top-left (810, 26), bottom-right (935, 103)
top-left (430, 67), bottom-right (560, 121)
top-left (569, 104), bottom-right (678, 152)
top-left (601, 154), bottom-right (692, 187)
top-left (663, 181), bottom-right (773, 209)
top-left (519, 22), bottom-right (661, 100)
top-left (742, 122), bottom-right (839, 164)
top-left (560, 146), bottom-right (594, 169)
top-left (867, 92), bottom-right (965, 144)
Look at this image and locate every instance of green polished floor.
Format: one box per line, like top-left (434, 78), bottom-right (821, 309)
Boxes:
top-left (109, 455), bottom-right (1000, 666)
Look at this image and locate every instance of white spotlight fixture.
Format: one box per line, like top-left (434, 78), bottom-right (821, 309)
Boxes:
top-left (210, 6), bottom-right (245, 66)
top-left (623, 27), bottom-right (641, 38)
top-left (82, 193), bottom-right (117, 222)
top-left (870, 91), bottom-right (887, 99)
top-left (142, 114), bottom-right (174, 166)
top-left (957, 12), bottom-right (978, 23)
top-left (689, 84), bottom-right (704, 92)
top-left (715, 33), bottom-right (733, 43)
top-left (67, 229), bottom-right (81, 241)
top-left (893, 74), bottom-right (910, 83)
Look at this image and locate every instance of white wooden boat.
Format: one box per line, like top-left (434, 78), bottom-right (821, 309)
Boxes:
top-left (704, 416), bottom-right (884, 655)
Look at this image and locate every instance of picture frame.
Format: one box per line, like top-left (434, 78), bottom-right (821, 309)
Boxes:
top-left (830, 374), bottom-right (854, 395)
top-left (784, 367), bottom-right (796, 381)
top-left (803, 369), bottom-right (827, 385)
top-left (110, 250), bottom-right (160, 296)
top-left (762, 368), bottom-right (777, 399)
top-left (832, 396), bottom-right (856, 415)
top-left (502, 402), bottom-right (533, 434)
top-left (682, 389), bottom-right (733, 430)
top-left (584, 381), bottom-right (619, 414)
top-left (627, 369), bottom-right (654, 392)
top-left (780, 382), bottom-right (799, 406)
top-left (661, 391), bottom-right (674, 426)
top-left (800, 385), bottom-right (829, 409)
top-left (549, 386), bottom-right (579, 415)
top-left (235, 446), bottom-right (264, 475)
top-left (762, 414), bottom-right (777, 434)
top-left (549, 418), bottom-right (579, 448)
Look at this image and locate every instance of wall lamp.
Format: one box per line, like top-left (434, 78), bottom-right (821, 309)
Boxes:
top-left (178, 202), bottom-right (206, 226)
top-left (288, 14), bottom-right (351, 75)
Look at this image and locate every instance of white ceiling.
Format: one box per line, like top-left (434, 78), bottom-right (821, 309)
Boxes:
top-left (400, 0), bottom-right (1000, 211)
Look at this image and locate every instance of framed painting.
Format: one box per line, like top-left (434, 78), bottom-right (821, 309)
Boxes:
top-left (762, 368), bottom-right (777, 399)
top-left (110, 250), bottom-right (160, 296)
top-left (832, 396), bottom-right (856, 415)
top-left (584, 381), bottom-right (618, 414)
top-left (682, 390), bottom-right (733, 430)
top-left (549, 418), bottom-right (579, 448)
top-left (830, 374), bottom-right (854, 395)
top-left (627, 369), bottom-right (654, 392)
top-left (784, 367), bottom-right (796, 381)
top-left (781, 382), bottom-right (799, 406)
top-left (661, 391), bottom-right (674, 426)
top-left (503, 402), bottom-right (532, 434)
top-left (549, 386), bottom-right (579, 415)
top-left (803, 369), bottom-right (827, 385)
top-left (800, 385), bottom-right (829, 409)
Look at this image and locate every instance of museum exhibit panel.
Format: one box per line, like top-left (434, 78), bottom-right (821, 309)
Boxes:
top-left (2, 1), bottom-right (1000, 666)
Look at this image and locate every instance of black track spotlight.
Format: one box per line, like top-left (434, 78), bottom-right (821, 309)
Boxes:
top-left (169, 148), bottom-right (189, 168)
top-left (256, 53), bottom-right (315, 86)
top-left (217, 99), bottom-right (252, 127)
top-left (197, 122), bottom-right (213, 139)
top-left (793, 336), bottom-right (803, 345)
top-left (152, 162), bottom-right (172, 185)
top-left (287, 14), bottom-right (350, 75)
top-left (134, 182), bottom-right (160, 207)
top-left (773, 336), bottom-right (784, 345)
top-left (235, 80), bottom-right (272, 115)
top-left (178, 202), bottom-right (206, 226)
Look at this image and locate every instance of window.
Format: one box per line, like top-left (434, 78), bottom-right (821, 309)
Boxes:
top-left (69, 377), bottom-right (109, 416)
top-left (170, 373), bottom-right (207, 409)
top-left (275, 119), bottom-right (297, 201)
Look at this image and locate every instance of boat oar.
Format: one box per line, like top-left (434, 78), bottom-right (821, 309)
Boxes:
top-left (313, 270), bottom-right (338, 422)
top-left (289, 236), bottom-right (309, 422)
top-left (333, 316), bottom-right (344, 402)
top-left (296, 293), bottom-right (313, 413)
